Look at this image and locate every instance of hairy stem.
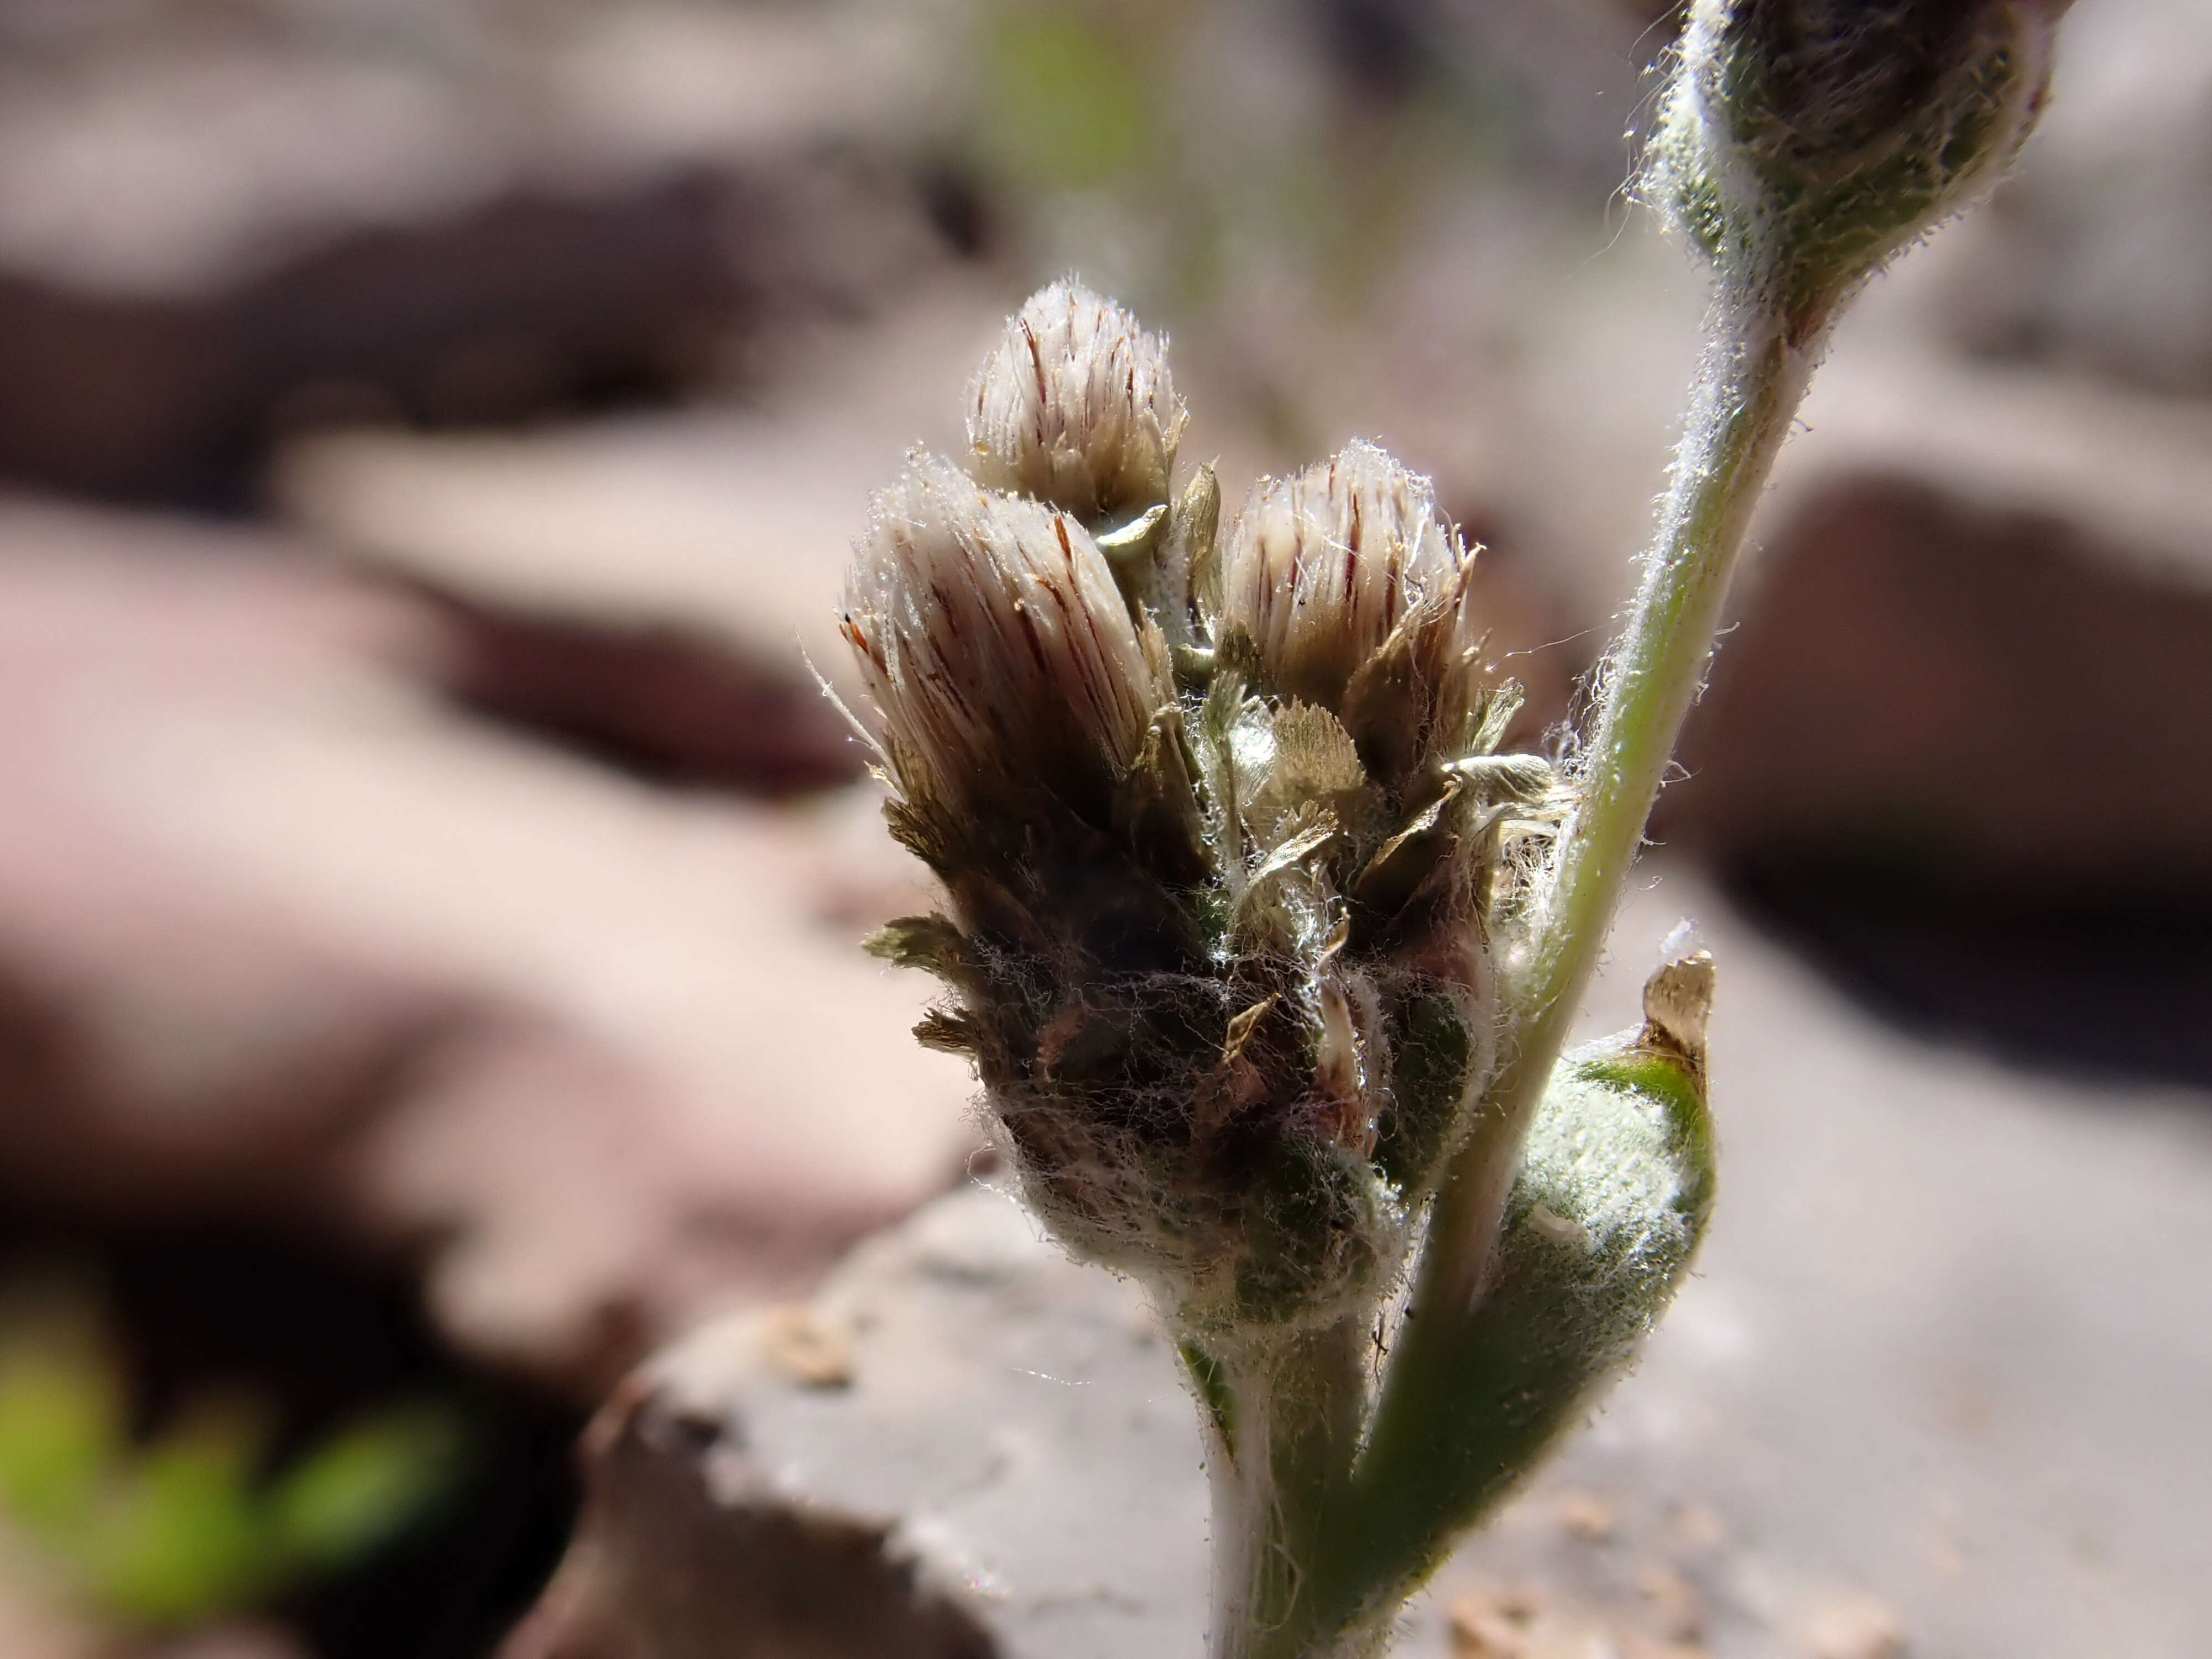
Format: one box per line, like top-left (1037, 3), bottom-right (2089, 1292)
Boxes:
top-left (1318, 290), bottom-right (1829, 1618)
top-left (1430, 291), bottom-right (1826, 1310)
top-left (1205, 1317), bottom-right (1372, 1659)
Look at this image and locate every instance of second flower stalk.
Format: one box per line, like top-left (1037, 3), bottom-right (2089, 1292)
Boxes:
top-left (836, 3), bottom-right (2067, 1650)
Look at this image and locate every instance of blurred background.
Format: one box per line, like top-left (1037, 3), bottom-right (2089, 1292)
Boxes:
top-left (0, 1), bottom-right (2204, 1655)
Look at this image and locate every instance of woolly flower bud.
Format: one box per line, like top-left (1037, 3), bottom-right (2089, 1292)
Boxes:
top-left (841, 453), bottom-right (1171, 823)
top-left (1651, 0), bottom-right (2065, 325)
top-left (967, 279), bottom-right (1190, 523)
top-left (1214, 440), bottom-right (1470, 713)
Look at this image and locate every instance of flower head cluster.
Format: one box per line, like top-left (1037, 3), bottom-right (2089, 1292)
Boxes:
top-left (843, 283), bottom-right (1558, 1342)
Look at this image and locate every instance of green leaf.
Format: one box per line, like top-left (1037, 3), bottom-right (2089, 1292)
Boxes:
top-left (268, 1402), bottom-right (464, 1575)
top-left (1315, 1028), bottom-right (1717, 1630)
top-left (0, 1287), bottom-right (125, 1541)
top-left (83, 1398), bottom-right (274, 1627)
top-left (0, 1279), bottom-right (468, 1631)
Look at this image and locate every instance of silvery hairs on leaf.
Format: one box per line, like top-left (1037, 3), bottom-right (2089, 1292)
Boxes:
top-left (967, 279), bottom-right (1190, 524)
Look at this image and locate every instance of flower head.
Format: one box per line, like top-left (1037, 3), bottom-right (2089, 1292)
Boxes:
top-left (1214, 440), bottom-right (1468, 711)
top-left (967, 280), bottom-right (1189, 524)
top-left (841, 452), bottom-right (1173, 827)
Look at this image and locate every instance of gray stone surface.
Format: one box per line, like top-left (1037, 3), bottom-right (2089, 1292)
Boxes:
top-left (507, 1183), bottom-right (1209, 1659)
top-left (1440, 867), bottom-right (2212, 1659)
top-left (509, 867), bottom-right (2212, 1657)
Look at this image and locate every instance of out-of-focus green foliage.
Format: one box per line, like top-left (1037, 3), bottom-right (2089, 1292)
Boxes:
top-left (0, 1278), bottom-right (463, 1631)
top-left (953, 0), bottom-right (1500, 318)
top-left (0, 1290), bottom-right (121, 1541)
top-left (979, 8), bottom-right (1154, 190)
top-left (269, 1403), bottom-right (465, 1575)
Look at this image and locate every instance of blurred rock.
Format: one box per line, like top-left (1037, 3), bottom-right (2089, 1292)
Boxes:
top-left (1652, 340), bottom-right (2212, 1083)
top-left (0, 1615), bottom-right (316, 1659)
top-left (0, 1532), bottom-right (96, 1659)
top-left (406, 586), bottom-right (864, 795)
top-left (0, 496), bottom-right (975, 1392)
top-left (0, 1536), bottom-right (306, 1659)
top-left (0, 1), bottom-right (950, 501)
top-left (145, 1626), bottom-right (312, 1659)
top-left (1669, 468), bottom-right (2212, 876)
top-left (505, 866), bottom-right (2212, 1657)
top-left (278, 278), bottom-right (1583, 773)
top-left (274, 282), bottom-right (1013, 731)
top-left (1681, 303), bottom-right (2212, 845)
top-left (503, 1186), bottom-right (1205, 1659)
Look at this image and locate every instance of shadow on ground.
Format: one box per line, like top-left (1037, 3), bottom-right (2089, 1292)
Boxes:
top-left (1721, 841), bottom-right (2212, 1095)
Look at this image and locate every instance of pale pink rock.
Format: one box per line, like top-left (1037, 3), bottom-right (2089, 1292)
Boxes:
top-left (0, 497), bottom-right (977, 1390)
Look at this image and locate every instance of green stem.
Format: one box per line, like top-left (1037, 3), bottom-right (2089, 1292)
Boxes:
top-left (1429, 290), bottom-right (1825, 1311)
top-left (1321, 289), bottom-right (1832, 1621)
top-left (1205, 1317), bottom-right (1371, 1659)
